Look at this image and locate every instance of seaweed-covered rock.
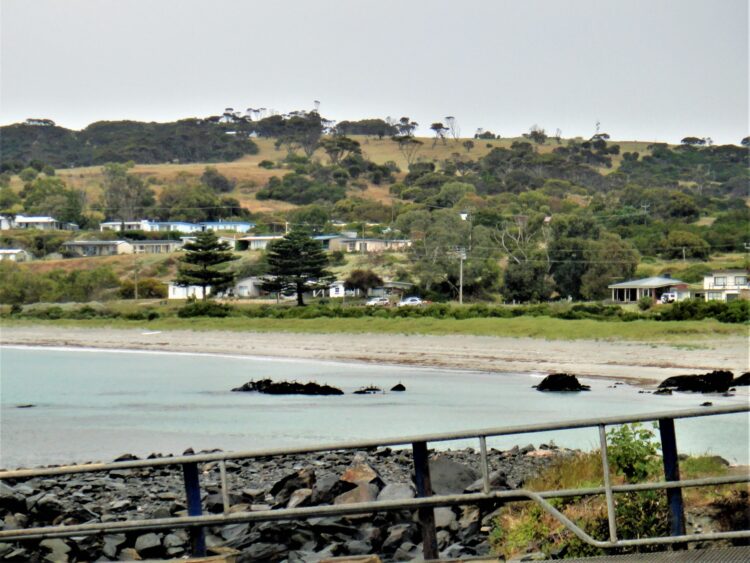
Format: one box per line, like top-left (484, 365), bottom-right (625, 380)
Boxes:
top-left (658, 370), bottom-right (734, 393)
top-left (534, 373), bottom-right (591, 392)
top-left (732, 372), bottom-right (750, 387)
top-left (231, 379), bottom-right (344, 395)
top-left (390, 383), bottom-right (406, 392)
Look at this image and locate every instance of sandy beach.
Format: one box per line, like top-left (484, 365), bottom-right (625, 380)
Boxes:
top-left (2, 326), bottom-right (748, 384)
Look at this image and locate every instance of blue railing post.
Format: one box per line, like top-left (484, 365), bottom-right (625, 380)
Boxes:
top-left (181, 462), bottom-right (206, 557)
top-left (412, 441), bottom-right (438, 559)
top-left (658, 418), bottom-right (686, 547)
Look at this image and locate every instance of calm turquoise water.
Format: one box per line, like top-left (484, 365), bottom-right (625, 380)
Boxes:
top-left (1, 346), bottom-right (748, 469)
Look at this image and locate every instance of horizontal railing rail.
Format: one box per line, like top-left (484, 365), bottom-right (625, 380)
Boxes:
top-left (0, 404), bottom-right (748, 559)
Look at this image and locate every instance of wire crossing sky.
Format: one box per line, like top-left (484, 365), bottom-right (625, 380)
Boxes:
top-left (1, 0), bottom-right (747, 144)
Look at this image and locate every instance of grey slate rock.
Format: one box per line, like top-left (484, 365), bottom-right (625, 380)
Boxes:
top-left (427, 456), bottom-right (479, 495)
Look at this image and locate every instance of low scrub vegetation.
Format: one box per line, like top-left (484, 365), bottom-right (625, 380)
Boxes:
top-left (490, 424), bottom-right (748, 559)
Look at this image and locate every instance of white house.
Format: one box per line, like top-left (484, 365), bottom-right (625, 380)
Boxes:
top-left (235, 277), bottom-right (268, 298)
top-left (6, 215), bottom-right (78, 231)
top-left (130, 240), bottom-right (184, 254)
top-left (167, 283), bottom-right (212, 300)
top-left (62, 240), bottom-right (134, 257)
top-left (0, 248), bottom-right (30, 262)
top-left (608, 276), bottom-right (685, 303)
top-left (101, 220), bottom-right (255, 234)
top-left (200, 221), bottom-right (255, 233)
top-left (328, 281), bottom-right (360, 298)
top-left (237, 235), bottom-right (284, 251)
top-left (703, 270), bottom-right (749, 302)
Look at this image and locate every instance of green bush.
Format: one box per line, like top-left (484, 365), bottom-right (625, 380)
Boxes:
top-left (177, 301), bottom-right (234, 318)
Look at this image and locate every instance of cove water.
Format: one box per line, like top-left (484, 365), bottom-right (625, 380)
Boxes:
top-left (1, 346), bottom-right (747, 469)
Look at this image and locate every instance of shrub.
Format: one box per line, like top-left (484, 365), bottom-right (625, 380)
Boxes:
top-left (607, 423), bottom-right (661, 483)
top-left (177, 301), bottom-right (234, 318)
top-left (258, 160), bottom-right (275, 169)
top-left (637, 296), bottom-right (653, 311)
top-left (119, 278), bottom-right (168, 299)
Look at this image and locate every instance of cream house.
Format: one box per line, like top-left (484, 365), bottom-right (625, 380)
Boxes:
top-left (703, 270), bottom-right (749, 301)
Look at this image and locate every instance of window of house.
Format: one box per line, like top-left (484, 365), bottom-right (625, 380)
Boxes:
top-left (707, 292), bottom-right (723, 301)
top-left (714, 276), bottom-right (726, 287)
top-left (735, 276), bottom-right (747, 285)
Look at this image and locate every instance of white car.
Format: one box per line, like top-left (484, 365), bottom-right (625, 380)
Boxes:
top-left (366, 297), bottom-right (390, 306)
top-left (397, 296), bottom-right (423, 307)
top-left (660, 292), bottom-right (677, 304)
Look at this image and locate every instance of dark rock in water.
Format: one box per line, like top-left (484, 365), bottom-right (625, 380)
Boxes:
top-left (701, 401), bottom-right (713, 407)
top-left (535, 373), bottom-right (591, 392)
top-left (653, 388), bottom-right (673, 395)
top-left (15, 404), bottom-right (35, 409)
top-left (427, 456), bottom-right (480, 495)
top-left (391, 383), bottom-right (406, 392)
top-left (232, 378), bottom-right (344, 395)
top-left (113, 453), bottom-right (139, 462)
top-left (353, 385), bottom-right (382, 395)
top-left (733, 372), bottom-right (750, 386)
top-left (658, 370), bottom-right (734, 393)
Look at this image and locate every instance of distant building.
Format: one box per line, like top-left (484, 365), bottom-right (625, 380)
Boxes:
top-left (608, 276), bottom-right (685, 303)
top-left (62, 240), bottom-right (133, 257)
top-left (326, 237), bottom-right (412, 253)
top-left (167, 283), bottom-right (212, 300)
top-left (130, 240), bottom-right (184, 254)
top-left (101, 220), bottom-right (254, 234)
top-left (3, 215), bottom-right (79, 231)
top-left (236, 235), bottom-right (284, 251)
top-left (0, 248), bottom-right (30, 262)
top-left (703, 270), bottom-right (750, 302)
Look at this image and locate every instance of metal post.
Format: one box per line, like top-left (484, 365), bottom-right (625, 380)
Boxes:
top-left (598, 425), bottom-right (618, 543)
top-left (181, 462), bottom-right (206, 557)
top-left (412, 441), bottom-right (438, 559)
top-left (659, 418), bottom-right (686, 545)
top-left (479, 436), bottom-right (491, 494)
top-left (219, 461), bottom-right (230, 513)
top-left (459, 254), bottom-right (464, 305)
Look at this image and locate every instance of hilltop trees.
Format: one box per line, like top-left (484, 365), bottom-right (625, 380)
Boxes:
top-left (102, 162), bottom-right (155, 222)
top-left (173, 231), bottom-right (238, 300)
top-left (263, 229), bottom-right (333, 306)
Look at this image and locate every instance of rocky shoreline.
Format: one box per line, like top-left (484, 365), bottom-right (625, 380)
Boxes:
top-left (0, 444), bottom-right (575, 562)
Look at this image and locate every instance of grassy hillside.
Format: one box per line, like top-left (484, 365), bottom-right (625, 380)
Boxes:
top-left (9, 136), bottom-right (657, 214)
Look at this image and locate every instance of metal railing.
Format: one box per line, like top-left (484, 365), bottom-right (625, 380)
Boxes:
top-left (0, 405), bottom-right (748, 559)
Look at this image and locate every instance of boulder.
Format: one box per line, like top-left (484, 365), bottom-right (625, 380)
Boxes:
top-left (270, 467), bottom-right (316, 505)
top-left (287, 488), bottom-right (313, 509)
top-left (311, 473), bottom-right (357, 505)
top-left (535, 373), bottom-right (590, 392)
top-left (333, 483), bottom-right (379, 505)
top-left (377, 483), bottom-right (415, 502)
top-left (732, 372), bottom-right (750, 386)
top-left (465, 470), bottom-right (509, 493)
top-left (232, 378), bottom-right (344, 395)
top-left (341, 462), bottom-right (385, 489)
top-left (102, 534), bottom-right (127, 558)
top-left (659, 370), bottom-right (734, 393)
top-left (427, 456), bottom-right (479, 495)
top-left (434, 506), bottom-right (457, 530)
top-left (390, 383), bottom-right (406, 392)
top-left (39, 538), bottom-right (71, 563)
top-left (134, 532), bottom-right (162, 558)
top-left (353, 386), bottom-right (382, 395)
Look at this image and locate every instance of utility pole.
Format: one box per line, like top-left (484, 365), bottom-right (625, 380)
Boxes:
top-left (682, 247), bottom-right (686, 263)
top-left (458, 248), bottom-right (466, 305)
top-left (133, 252), bottom-right (140, 300)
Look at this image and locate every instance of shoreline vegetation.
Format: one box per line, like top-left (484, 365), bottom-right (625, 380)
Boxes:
top-left (2, 322), bottom-right (748, 384)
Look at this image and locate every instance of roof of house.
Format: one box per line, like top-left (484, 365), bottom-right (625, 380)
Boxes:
top-left (200, 221), bottom-right (255, 226)
top-left (0, 248), bottom-right (26, 254)
top-left (131, 239), bottom-right (183, 244)
top-left (15, 215), bottom-right (59, 223)
top-left (63, 240), bottom-right (130, 246)
top-left (608, 276), bottom-right (684, 289)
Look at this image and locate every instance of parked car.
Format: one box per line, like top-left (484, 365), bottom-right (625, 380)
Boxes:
top-left (366, 296), bottom-right (390, 306)
top-left (660, 292), bottom-right (677, 304)
top-left (397, 296), bottom-right (423, 307)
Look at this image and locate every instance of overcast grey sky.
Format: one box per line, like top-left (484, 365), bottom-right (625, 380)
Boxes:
top-left (1, 0), bottom-right (747, 143)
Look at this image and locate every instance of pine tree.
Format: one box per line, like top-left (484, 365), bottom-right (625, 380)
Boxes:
top-left (174, 231), bottom-right (238, 300)
top-left (264, 229), bottom-right (333, 306)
